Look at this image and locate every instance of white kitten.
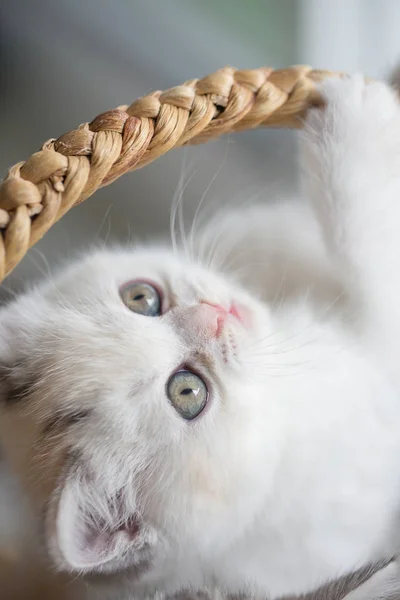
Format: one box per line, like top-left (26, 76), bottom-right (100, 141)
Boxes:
top-left (1, 75), bottom-right (400, 600)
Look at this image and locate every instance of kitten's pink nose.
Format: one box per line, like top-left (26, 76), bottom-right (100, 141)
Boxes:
top-left (192, 302), bottom-right (227, 338)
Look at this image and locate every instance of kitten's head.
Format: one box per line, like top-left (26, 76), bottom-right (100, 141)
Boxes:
top-left (0, 247), bottom-right (280, 581)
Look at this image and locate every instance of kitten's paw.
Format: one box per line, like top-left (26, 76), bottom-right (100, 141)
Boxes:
top-left (320, 75), bottom-right (398, 117)
top-left (305, 75), bottom-right (400, 142)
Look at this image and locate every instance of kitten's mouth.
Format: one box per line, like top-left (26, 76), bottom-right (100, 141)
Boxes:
top-left (215, 302), bottom-right (252, 364)
top-left (199, 300), bottom-right (253, 353)
top-left (228, 302), bottom-right (251, 329)
top-left (202, 300), bottom-right (251, 331)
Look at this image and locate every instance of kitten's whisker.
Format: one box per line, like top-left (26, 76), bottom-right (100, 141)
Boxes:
top-left (225, 260), bottom-right (274, 279)
top-left (34, 248), bottom-right (53, 279)
top-left (201, 221), bottom-right (235, 272)
top-left (25, 251), bottom-right (77, 311)
top-left (273, 264), bottom-right (289, 312)
top-left (0, 282), bottom-right (18, 300)
top-left (170, 151), bottom-right (196, 259)
top-left (124, 220), bottom-right (132, 248)
top-left (91, 204), bottom-right (114, 251)
top-left (28, 248), bottom-right (53, 280)
top-left (209, 239), bottom-right (236, 273)
top-left (189, 141), bottom-right (230, 264)
top-left (249, 290), bottom-right (347, 354)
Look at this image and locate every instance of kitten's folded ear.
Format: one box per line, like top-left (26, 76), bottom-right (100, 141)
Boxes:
top-left (48, 464), bottom-right (158, 574)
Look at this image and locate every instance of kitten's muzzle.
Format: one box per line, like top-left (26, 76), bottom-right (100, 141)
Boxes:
top-left (195, 302), bottom-right (228, 338)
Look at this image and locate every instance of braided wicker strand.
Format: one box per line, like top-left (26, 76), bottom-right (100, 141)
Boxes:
top-left (0, 65), bottom-right (336, 282)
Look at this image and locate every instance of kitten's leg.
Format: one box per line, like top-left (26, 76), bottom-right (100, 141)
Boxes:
top-left (198, 200), bottom-right (342, 306)
top-left (301, 76), bottom-right (400, 361)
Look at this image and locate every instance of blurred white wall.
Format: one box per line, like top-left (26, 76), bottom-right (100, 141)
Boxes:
top-left (298, 0), bottom-right (400, 76)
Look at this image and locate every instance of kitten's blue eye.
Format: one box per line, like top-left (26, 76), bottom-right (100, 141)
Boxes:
top-left (120, 282), bottom-right (161, 316)
top-left (167, 370), bottom-right (208, 420)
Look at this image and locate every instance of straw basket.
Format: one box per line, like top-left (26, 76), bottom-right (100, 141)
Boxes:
top-left (0, 65), bottom-right (338, 283)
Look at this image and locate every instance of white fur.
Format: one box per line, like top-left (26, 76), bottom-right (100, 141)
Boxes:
top-left (341, 561), bottom-right (400, 600)
top-left (1, 75), bottom-right (400, 599)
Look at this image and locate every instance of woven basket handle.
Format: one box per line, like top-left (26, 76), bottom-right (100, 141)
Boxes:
top-left (0, 65), bottom-right (336, 282)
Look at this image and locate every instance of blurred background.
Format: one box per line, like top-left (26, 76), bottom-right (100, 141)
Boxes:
top-left (0, 0), bottom-right (400, 299)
